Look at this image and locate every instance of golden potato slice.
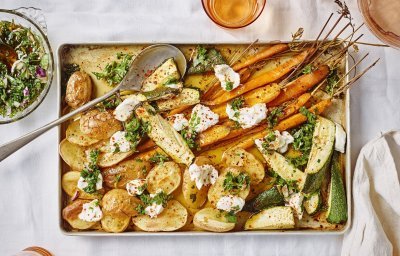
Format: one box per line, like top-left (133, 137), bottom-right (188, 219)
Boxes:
top-left (101, 214), bottom-right (131, 233)
top-left (62, 199), bottom-right (98, 230)
top-left (132, 200), bottom-right (188, 232)
top-left (61, 171), bottom-right (104, 200)
top-left (208, 167), bottom-right (250, 206)
top-left (102, 159), bottom-right (151, 188)
top-left (193, 208), bottom-right (235, 232)
top-left (182, 156), bottom-right (212, 209)
top-left (59, 139), bottom-right (87, 170)
top-left (80, 109), bottom-right (122, 140)
top-left (66, 120), bottom-right (100, 146)
top-left (222, 147), bottom-right (265, 184)
top-left (244, 206), bottom-right (295, 230)
top-left (102, 189), bottom-right (140, 218)
top-left (97, 151), bottom-right (134, 168)
top-left (146, 162), bottom-right (181, 195)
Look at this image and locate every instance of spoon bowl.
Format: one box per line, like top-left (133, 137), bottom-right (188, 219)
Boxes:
top-left (120, 44), bottom-right (187, 91)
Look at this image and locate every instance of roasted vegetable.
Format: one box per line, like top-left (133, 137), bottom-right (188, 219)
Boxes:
top-left (244, 186), bottom-right (285, 212)
top-left (193, 208), bottom-right (235, 232)
top-left (142, 57), bottom-right (181, 92)
top-left (65, 71), bottom-right (92, 108)
top-left (244, 206), bottom-right (295, 230)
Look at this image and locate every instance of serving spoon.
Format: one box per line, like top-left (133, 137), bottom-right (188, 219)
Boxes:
top-left (0, 44), bottom-right (187, 162)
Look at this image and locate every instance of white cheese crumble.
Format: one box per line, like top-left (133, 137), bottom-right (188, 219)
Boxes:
top-left (216, 195), bottom-right (245, 213)
top-left (226, 103), bottom-right (267, 129)
top-left (77, 173), bottom-right (103, 191)
top-left (167, 114), bottom-right (189, 132)
top-left (113, 94), bottom-right (146, 122)
top-left (145, 203), bottom-right (164, 219)
top-left (188, 163), bottom-right (218, 190)
top-left (165, 83), bottom-right (181, 89)
top-left (254, 130), bottom-right (294, 154)
top-left (334, 122), bottom-right (346, 153)
top-left (190, 104), bottom-right (219, 133)
top-left (78, 199), bottom-right (103, 222)
top-left (214, 64), bottom-right (241, 91)
top-left (109, 131), bottom-right (131, 153)
top-left (126, 179), bottom-right (147, 196)
top-left (287, 192), bottom-right (304, 220)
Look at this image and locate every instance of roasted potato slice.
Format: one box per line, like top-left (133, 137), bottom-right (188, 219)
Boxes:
top-left (222, 147), bottom-right (265, 184)
top-left (80, 109), bottom-right (122, 140)
top-left (59, 139), bottom-right (87, 170)
top-left (132, 200), bottom-right (188, 232)
top-left (182, 156), bottom-right (211, 209)
top-left (102, 159), bottom-right (151, 188)
top-left (65, 71), bottom-right (92, 108)
top-left (146, 162), bottom-right (182, 195)
top-left (62, 171), bottom-right (104, 200)
top-left (102, 189), bottom-right (141, 218)
top-left (101, 214), bottom-right (131, 233)
top-left (208, 167), bottom-right (250, 206)
top-left (66, 120), bottom-right (100, 146)
top-left (62, 199), bottom-right (98, 230)
top-left (193, 208), bottom-right (235, 232)
top-left (244, 206), bottom-right (295, 230)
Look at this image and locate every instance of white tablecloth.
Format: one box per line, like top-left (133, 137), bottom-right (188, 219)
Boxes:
top-left (1, 0), bottom-right (399, 255)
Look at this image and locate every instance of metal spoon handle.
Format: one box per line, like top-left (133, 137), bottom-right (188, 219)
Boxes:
top-left (0, 87), bottom-right (118, 162)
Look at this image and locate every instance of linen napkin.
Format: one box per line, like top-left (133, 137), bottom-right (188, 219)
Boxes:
top-left (342, 130), bottom-right (400, 256)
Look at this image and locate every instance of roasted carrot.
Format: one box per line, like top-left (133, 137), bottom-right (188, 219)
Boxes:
top-left (280, 93), bottom-right (312, 120)
top-left (205, 49), bottom-right (312, 106)
top-left (197, 125), bottom-right (230, 147)
top-left (267, 65), bottom-right (330, 107)
top-left (231, 44), bottom-right (289, 71)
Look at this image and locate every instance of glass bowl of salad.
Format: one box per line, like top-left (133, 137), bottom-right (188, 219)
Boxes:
top-left (0, 7), bottom-right (54, 124)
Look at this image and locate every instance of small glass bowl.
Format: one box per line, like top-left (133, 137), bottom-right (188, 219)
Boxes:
top-left (201, 0), bottom-right (267, 29)
top-left (0, 8), bottom-right (54, 124)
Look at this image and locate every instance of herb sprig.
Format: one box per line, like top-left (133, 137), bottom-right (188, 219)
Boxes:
top-left (80, 149), bottom-right (101, 194)
top-left (93, 53), bottom-right (133, 86)
top-left (223, 171), bottom-right (250, 194)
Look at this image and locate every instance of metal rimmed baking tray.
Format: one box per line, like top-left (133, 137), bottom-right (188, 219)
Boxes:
top-left (57, 42), bottom-right (351, 236)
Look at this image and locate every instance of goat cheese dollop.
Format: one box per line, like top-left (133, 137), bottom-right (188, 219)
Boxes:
top-left (77, 173), bottom-right (103, 191)
top-left (114, 94), bottom-right (146, 122)
top-left (334, 122), bottom-right (346, 153)
top-left (78, 199), bottom-right (103, 222)
top-left (226, 103), bottom-right (267, 129)
top-left (254, 130), bottom-right (294, 154)
top-left (214, 64), bottom-right (241, 91)
top-left (190, 104), bottom-right (219, 133)
top-left (126, 179), bottom-right (147, 196)
top-left (188, 163), bottom-right (218, 190)
top-left (216, 195), bottom-right (245, 213)
top-left (167, 114), bottom-right (189, 132)
top-left (287, 192), bottom-right (304, 220)
top-left (109, 131), bottom-right (131, 153)
top-left (145, 203), bottom-right (164, 219)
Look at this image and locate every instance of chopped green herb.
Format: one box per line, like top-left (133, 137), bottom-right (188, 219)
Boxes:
top-left (80, 149), bottom-right (101, 194)
top-left (302, 64), bottom-right (313, 74)
top-left (224, 211), bottom-right (238, 223)
top-left (149, 152), bottom-right (170, 164)
top-left (180, 128), bottom-right (198, 150)
top-left (97, 96), bottom-right (121, 111)
top-left (93, 52), bottom-right (133, 86)
top-left (125, 118), bottom-right (150, 151)
top-left (230, 97), bottom-right (244, 111)
top-left (223, 171), bottom-right (250, 194)
top-left (325, 68), bottom-right (339, 95)
top-left (267, 107), bottom-right (284, 128)
top-left (135, 204), bottom-right (146, 215)
top-left (225, 81), bottom-right (234, 91)
top-left (114, 174), bottom-right (122, 187)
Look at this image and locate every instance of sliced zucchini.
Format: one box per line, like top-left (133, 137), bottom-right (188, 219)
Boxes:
top-left (302, 116), bottom-right (335, 194)
top-left (256, 145), bottom-right (306, 191)
top-left (142, 58), bottom-right (181, 92)
top-left (156, 88), bottom-right (200, 112)
top-left (243, 186), bottom-right (285, 212)
top-left (326, 153), bottom-right (347, 224)
top-left (141, 87), bottom-right (181, 101)
top-left (135, 104), bottom-right (194, 166)
top-left (303, 191), bottom-right (321, 216)
top-left (244, 206), bottom-right (295, 230)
